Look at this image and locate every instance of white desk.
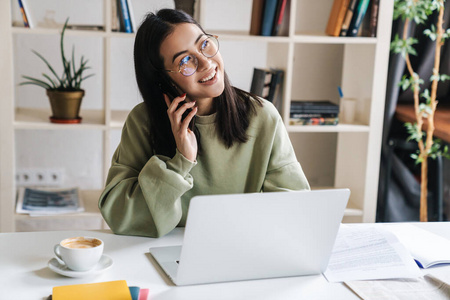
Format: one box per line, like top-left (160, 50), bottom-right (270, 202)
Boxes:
top-left (1, 223), bottom-right (449, 300)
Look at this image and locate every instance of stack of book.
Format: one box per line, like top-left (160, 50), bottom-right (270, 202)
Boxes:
top-left (249, 0), bottom-right (289, 36)
top-left (250, 68), bottom-right (284, 112)
top-left (289, 101), bottom-right (339, 126)
top-left (325, 0), bottom-right (379, 37)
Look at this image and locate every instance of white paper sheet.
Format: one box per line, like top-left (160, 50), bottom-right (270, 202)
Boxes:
top-left (383, 223), bottom-right (450, 268)
top-left (324, 224), bottom-right (422, 282)
top-left (345, 274), bottom-right (450, 300)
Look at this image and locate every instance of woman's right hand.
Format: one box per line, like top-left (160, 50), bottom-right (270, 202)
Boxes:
top-left (164, 93), bottom-right (198, 162)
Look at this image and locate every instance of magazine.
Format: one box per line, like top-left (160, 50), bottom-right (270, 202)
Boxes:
top-left (16, 187), bottom-right (84, 216)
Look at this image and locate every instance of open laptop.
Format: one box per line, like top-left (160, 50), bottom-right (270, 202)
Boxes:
top-left (149, 189), bottom-right (350, 286)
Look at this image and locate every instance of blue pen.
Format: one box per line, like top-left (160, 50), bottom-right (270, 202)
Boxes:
top-left (338, 86), bottom-right (343, 98)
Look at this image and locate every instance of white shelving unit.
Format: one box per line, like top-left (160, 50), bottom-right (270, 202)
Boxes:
top-left (0, 0), bottom-right (393, 232)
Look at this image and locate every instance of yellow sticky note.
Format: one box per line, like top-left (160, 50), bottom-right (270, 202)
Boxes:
top-left (53, 280), bottom-right (132, 300)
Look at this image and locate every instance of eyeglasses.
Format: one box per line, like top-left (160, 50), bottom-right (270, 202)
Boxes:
top-left (165, 35), bottom-right (219, 77)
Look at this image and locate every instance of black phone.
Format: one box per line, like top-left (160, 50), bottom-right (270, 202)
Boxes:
top-left (159, 79), bottom-right (195, 130)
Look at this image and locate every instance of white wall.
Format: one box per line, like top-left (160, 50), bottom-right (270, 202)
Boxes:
top-left (13, 0), bottom-right (270, 190)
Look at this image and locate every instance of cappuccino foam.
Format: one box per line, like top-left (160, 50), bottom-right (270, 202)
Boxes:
top-left (61, 237), bottom-right (101, 249)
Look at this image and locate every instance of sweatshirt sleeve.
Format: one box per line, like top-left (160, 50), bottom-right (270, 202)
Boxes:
top-left (262, 112), bottom-right (310, 192)
top-left (98, 104), bottom-right (196, 237)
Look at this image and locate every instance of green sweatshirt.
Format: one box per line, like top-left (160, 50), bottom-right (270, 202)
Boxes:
top-left (99, 99), bottom-right (310, 237)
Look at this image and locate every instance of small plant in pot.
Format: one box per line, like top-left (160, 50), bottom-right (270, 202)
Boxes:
top-left (20, 18), bottom-right (94, 124)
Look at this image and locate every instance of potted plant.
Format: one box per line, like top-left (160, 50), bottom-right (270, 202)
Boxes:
top-left (20, 18), bottom-right (94, 123)
top-left (390, 0), bottom-right (450, 221)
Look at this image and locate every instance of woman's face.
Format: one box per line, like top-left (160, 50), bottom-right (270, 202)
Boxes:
top-left (160, 23), bottom-right (225, 103)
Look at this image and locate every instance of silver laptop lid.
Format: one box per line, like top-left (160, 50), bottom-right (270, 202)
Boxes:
top-left (176, 189), bottom-right (350, 285)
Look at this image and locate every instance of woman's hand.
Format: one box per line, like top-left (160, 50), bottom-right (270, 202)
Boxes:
top-left (164, 93), bottom-right (198, 162)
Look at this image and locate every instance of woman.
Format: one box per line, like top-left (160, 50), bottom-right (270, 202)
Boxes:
top-left (99, 9), bottom-right (310, 238)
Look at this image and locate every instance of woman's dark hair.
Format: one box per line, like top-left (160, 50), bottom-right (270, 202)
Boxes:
top-left (134, 9), bottom-right (262, 157)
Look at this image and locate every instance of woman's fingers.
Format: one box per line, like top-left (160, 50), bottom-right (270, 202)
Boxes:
top-left (180, 106), bottom-right (198, 131)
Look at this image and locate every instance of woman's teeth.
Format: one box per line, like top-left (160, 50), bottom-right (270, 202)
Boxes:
top-left (199, 69), bottom-right (216, 83)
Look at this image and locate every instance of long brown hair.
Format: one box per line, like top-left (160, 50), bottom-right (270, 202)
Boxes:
top-left (134, 9), bottom-right (262, 157)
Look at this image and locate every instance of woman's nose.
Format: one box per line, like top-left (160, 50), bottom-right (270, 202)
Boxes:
top-left (196, 54), bottom-right (212, 72)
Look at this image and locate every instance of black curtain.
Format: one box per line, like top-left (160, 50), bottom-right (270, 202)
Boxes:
top-left (377, 2), bottom-right (450, 222)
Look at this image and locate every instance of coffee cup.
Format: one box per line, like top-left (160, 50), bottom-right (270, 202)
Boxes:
top-left (54, 236), bottom-right (104, 271)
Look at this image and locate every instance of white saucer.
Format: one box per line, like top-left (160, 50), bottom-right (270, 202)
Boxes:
top-left (48, 254), bottom-right (113, 278)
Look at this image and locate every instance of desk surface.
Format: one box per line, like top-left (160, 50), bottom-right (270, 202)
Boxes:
top-left (1, 223), bottom-right (450, 300)
top-left (395, 103), bottom-right (450, 143)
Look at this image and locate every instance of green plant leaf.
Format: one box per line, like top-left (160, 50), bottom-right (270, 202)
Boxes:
top-left (20, 75), bottom-right (53, 89)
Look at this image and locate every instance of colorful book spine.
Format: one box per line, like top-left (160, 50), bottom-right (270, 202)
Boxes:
top-left (325, 0), bottom-right (351, 36)
top-left (289, 117), bottom-right (339, 126)
top-left (347, 0), bottom-right (370, 37)
top-left (369, 0), bottom-right (379, 37)
top-left (339, 0), bottom-right (359, 36)
top-left (126, 0), bottom-right (136, 33)
top-left (119, 0), bottom-right (132, 33)
top-left (271, 0), bottom-right (288, 36)
top-left (260, 0), bottom-right (278, 36)
top-left (249, 0), bottom-right (265, 35)
top-left (17, 0), bottom-right (29, 27)
top-left (18, 0), bottom-right (33, 28)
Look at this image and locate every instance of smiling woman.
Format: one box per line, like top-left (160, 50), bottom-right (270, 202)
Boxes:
top-left (98, 9), bottom-right (310, 238)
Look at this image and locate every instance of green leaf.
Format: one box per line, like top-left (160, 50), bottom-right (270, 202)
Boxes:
top-left (20, 75), bottom-right (53, 89)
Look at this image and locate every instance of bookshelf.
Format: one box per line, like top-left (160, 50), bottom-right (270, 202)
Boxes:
top-left (0, 0), bottom-right (393, 232)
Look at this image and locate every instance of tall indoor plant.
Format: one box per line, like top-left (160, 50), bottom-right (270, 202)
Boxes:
top-left (20, 18), bottom-right (93, 123)
top-left (390, 0), bottom-right (450, 221)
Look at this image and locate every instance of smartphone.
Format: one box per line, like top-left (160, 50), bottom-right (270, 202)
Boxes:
top-left (160, 79), bottom-right (195, 130)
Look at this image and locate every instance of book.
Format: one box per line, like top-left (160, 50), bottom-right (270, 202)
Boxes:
top-left (126, 0), bottom-right (137, 33)
top-left (250, 68), bottom-right (273, 99)
top-left (250, 68), bottom-right (285, 112)
top-left (339, 0), bottom-right (359, 36)
top-left (249, 0), bottom-right (265, 35)
top-left (290, 117), bottom-right (339, 126)
top-left (16, 187), bottom-right (84, 216)
top-left (271, 0), bottom-right (288, 36)
top-left (385, 224), bottom-right (450, 269)
top-left (118, 0), bottom-right (133, 33)
top-left (290, 101), bottom-right (340, 114)
top-left (129, 286), bottom-right (140, 300)
top-left (260, 0), bottom-right (278, 36)
top-left (267, 68), bottom-right (284, 112)
top-left (53, 280), bottom-right (132, 300)
top-left (346, 0), bottom-right (370, 37)
top-left (325, 0), bottom-right (351, 37)
top-left (368, 0), bottom-right (379, 37)
top-left (18, 0), bottom-right (34, 28)
top-left (111, 0), bottom-right (120, 32)
top-left (290, 113), bottom-right (338, 118)
top-left (17, 0), bottom-right (30, 28)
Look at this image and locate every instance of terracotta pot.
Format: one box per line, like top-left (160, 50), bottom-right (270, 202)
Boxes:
top-left (46, 90), bottom-right (85, 120)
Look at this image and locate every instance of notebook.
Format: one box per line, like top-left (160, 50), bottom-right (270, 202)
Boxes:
top-left (149, 189), bottom-right (350, 286)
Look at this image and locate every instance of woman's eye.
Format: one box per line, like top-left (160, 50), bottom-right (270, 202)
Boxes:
top-left (201, 39), bottom-right (209, 50)
top-left (179, 55), bottom-right (191, 67)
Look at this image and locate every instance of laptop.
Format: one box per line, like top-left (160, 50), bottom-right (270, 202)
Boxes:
top-left (149, 189), bottom-right (350, 286)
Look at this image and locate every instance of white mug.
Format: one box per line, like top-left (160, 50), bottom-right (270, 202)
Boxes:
top-left (54, 236), bottom-right (104, 271)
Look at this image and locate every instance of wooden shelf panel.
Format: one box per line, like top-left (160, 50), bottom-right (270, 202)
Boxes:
top-left (14, 108), bottom-right (106, 129)
top-left (293, 32), bottom-right (377, 44)
top-left (287, 123), bottom-right (370, 133)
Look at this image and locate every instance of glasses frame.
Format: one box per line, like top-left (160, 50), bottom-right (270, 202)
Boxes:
top-left (164, 34), bottom-right (219, 77)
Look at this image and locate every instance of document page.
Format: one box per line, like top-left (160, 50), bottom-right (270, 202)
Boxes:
top-left (345, 274), bottom-right (450, 300)
top-left (383, 223), bottom-right (450, 268)
top-left (324, 224), bottom-right (422, 282)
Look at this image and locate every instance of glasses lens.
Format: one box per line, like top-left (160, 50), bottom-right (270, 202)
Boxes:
top-left (201, 36), bottom-right (219, 58)
top-left (179, 55), bottom-right (198, 76)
